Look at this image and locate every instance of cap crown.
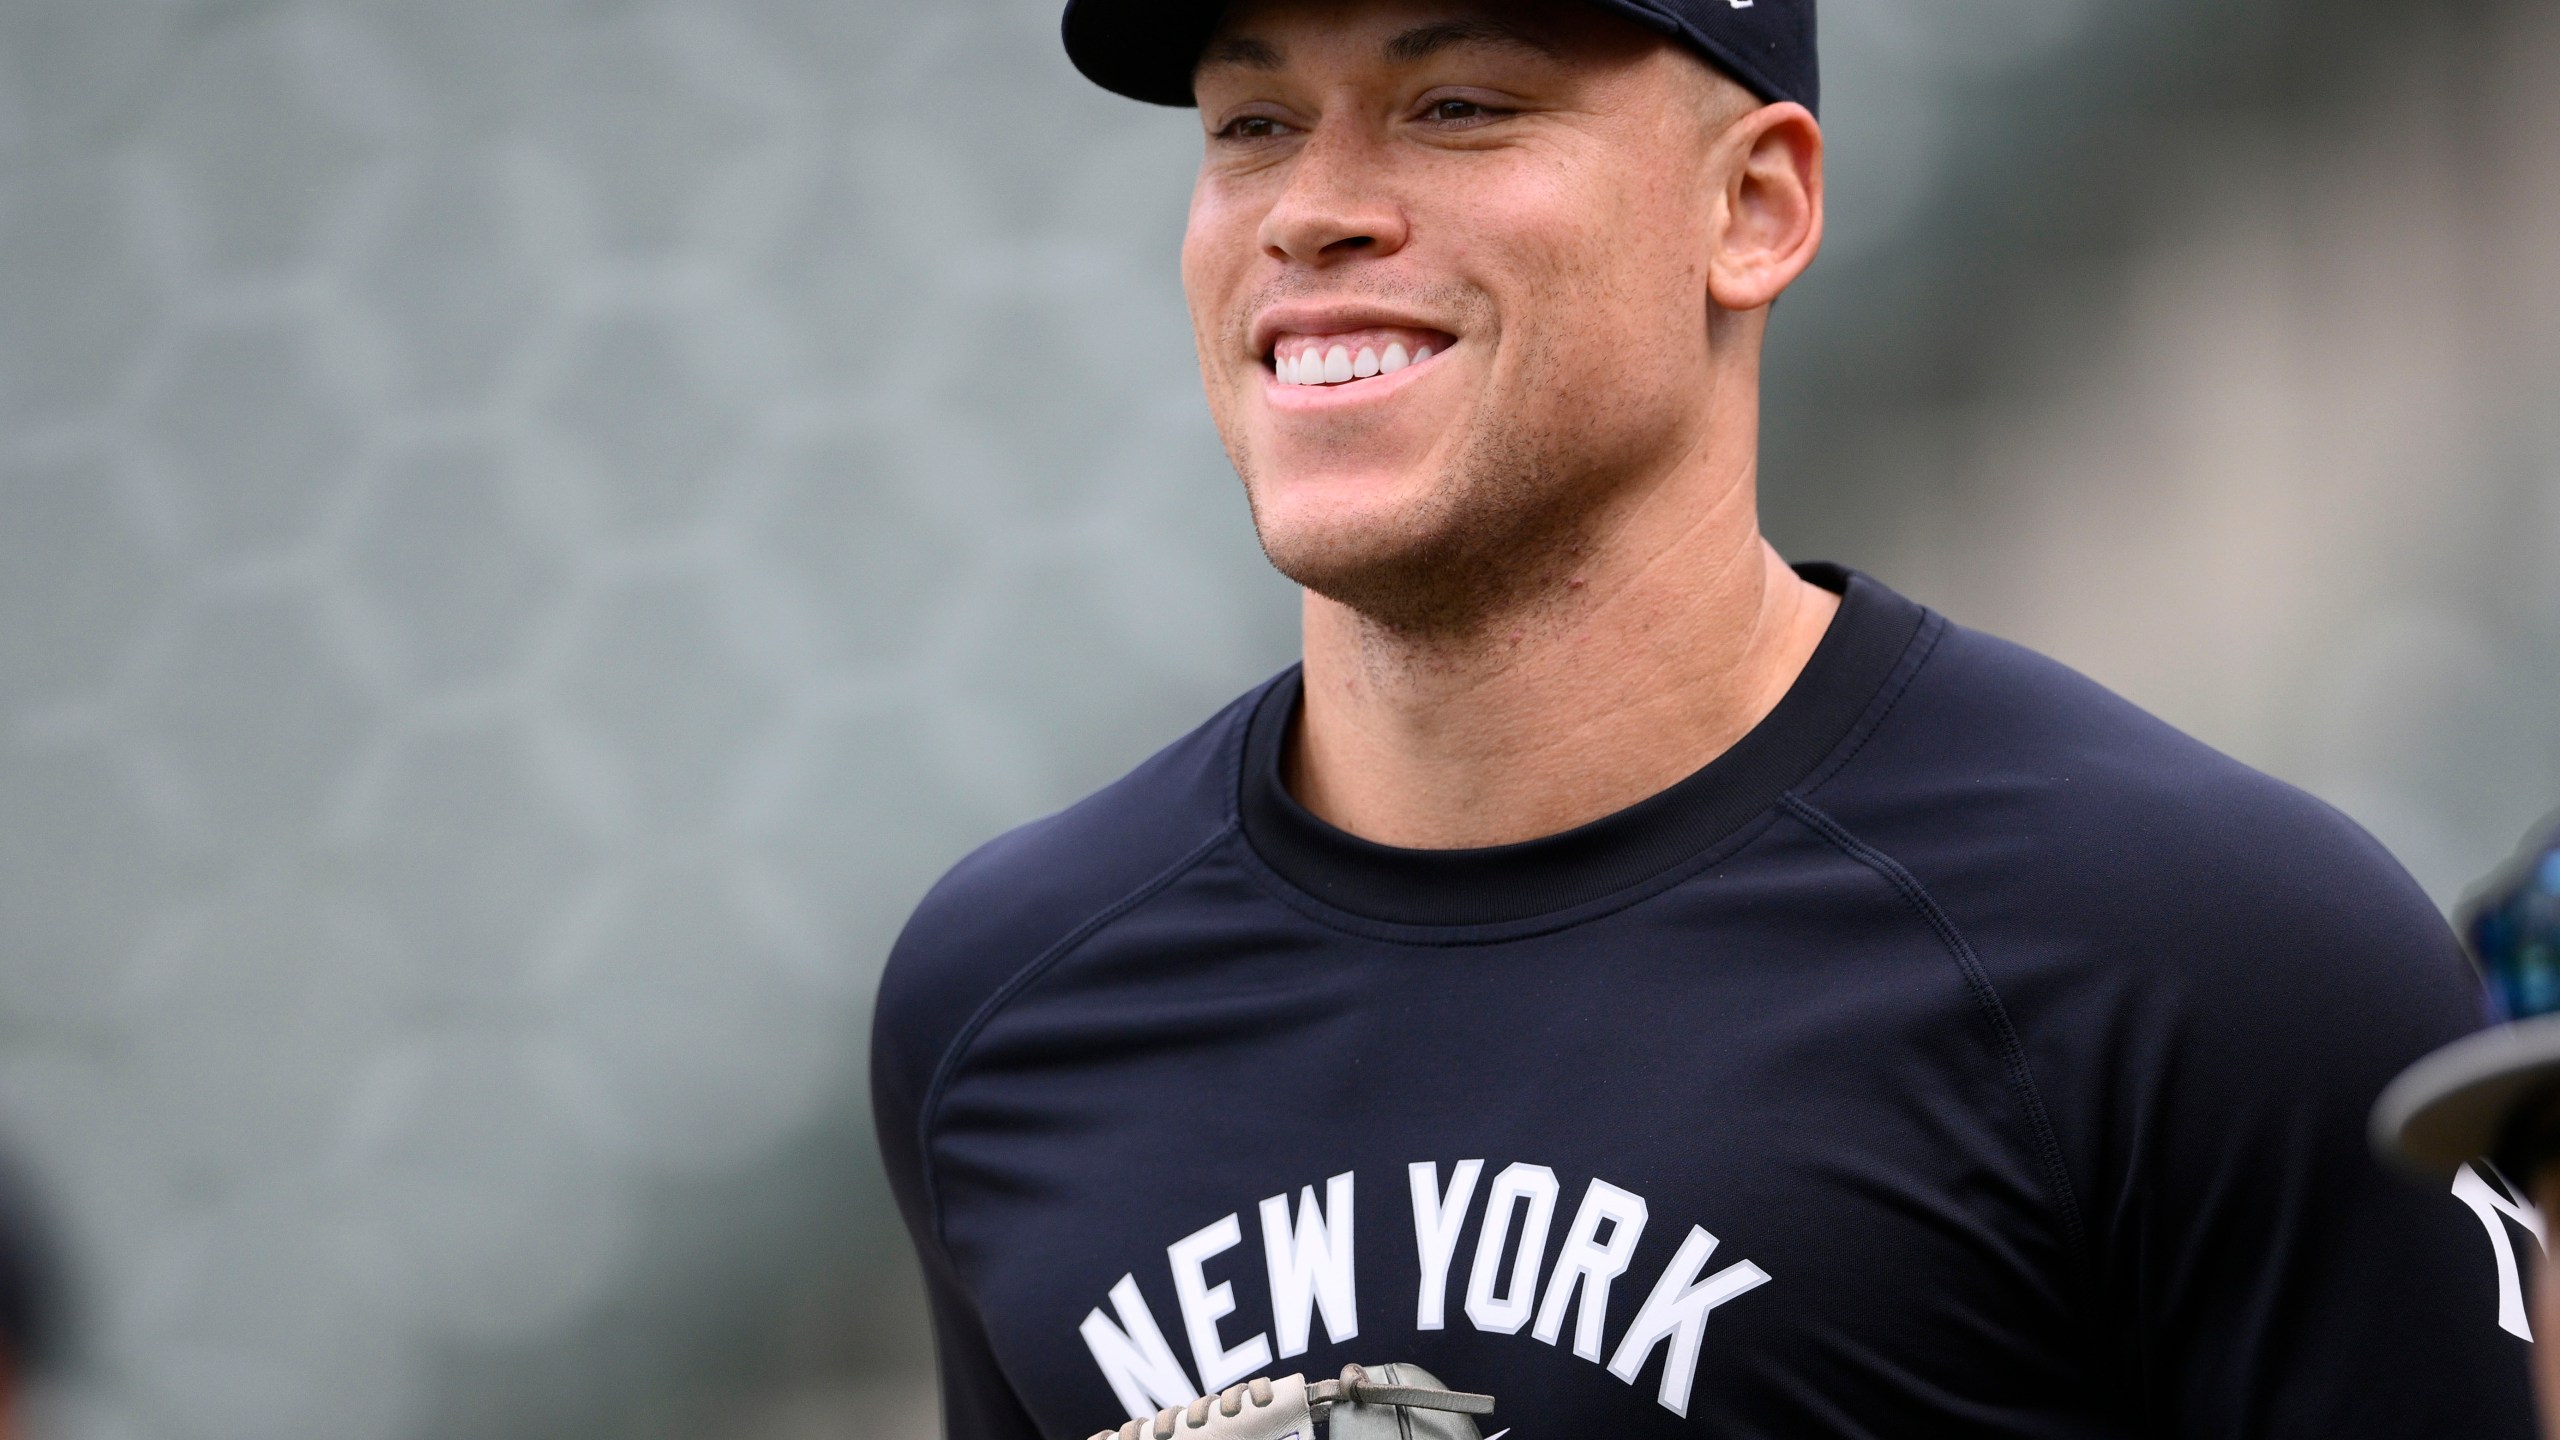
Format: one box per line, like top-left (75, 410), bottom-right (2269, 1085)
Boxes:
top-left (1061, 0), bottom-right (1819, 115)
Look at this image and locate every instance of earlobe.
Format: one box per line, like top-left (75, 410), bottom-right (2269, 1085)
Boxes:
top-left (1706, 104), bottom-right (1823, 314)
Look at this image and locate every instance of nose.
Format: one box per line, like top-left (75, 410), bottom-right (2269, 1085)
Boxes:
top-left (1256, 121), bottom-right (1410, 266)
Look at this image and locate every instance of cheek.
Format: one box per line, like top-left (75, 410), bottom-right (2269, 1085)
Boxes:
top-left (1182, 184), bottom-right (1259, 341)
top-left (1178, 235), bottom-right (1220, 350)
top-left (1521, 189), bottom-right (1708, 379)
top-left (1483, 164), bottom-right (1682, 313)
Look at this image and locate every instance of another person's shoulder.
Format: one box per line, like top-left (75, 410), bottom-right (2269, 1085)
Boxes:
top-left (871, 676), bottom-right (1269, 1091)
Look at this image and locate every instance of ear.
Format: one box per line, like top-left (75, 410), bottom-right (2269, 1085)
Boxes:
top-left (1707, 103), bottom-right (1824, 313)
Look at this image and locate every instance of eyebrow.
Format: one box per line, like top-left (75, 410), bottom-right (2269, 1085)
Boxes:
top-left (1195, 17), bottom-right (1559, 77)
top-left (1380, 18), bottom-right (1558, 65)
top-left (1197, 35), bottom-right (1283, 72)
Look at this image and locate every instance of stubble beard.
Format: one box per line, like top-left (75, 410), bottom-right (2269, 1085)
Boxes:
top-left (1238, 403), bottom-right (1603, 643)
top-left (1204, 268), bottom-right (1602, 641)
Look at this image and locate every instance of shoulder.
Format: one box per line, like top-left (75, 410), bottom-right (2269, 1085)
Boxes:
top-left (1836, 629), bottom-right (2532, 1430)
top-left (1815, 614), bottom-right (2471, 1043)
top-left (1843, 614), bottom-right (2413, 887)
top-left (869, 675), bottom-right (1269, 1119)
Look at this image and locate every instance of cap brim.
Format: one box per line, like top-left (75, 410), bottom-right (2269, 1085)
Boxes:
top-left (1059, 0), bottom-right (1790, 110)
top-left (1061, 0), bottom-right (1227, 107)
top-left (2372, 1014), bottom-right (2560, 1178)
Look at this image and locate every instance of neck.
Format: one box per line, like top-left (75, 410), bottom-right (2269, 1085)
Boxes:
top-left (1287, 411), bottom-right (1837, 851)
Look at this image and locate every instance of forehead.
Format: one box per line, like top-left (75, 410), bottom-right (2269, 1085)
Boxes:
top-left (1198, 0), bottom-right (1656, 84)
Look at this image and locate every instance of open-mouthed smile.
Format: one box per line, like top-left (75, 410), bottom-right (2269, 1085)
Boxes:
top-left (1267, 326), bottom-right (1454, 387)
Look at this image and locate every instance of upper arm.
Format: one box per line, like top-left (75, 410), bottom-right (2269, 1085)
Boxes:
top-left (872, 968), bottom-right (1046, 1440)
top-left (919, 1242), bottom-right (1047, 1440)
top-left (2077, 814), bottom-right (2535, 1435)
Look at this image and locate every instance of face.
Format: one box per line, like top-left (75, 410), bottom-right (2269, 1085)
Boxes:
top-left (1182, 0), bottom-right (1771, 630)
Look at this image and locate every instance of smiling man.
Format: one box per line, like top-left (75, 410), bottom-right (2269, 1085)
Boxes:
top-left (872, 2), bottom-right (2537, 1436)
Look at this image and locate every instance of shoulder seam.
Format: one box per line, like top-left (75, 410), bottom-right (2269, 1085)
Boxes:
top-left (1797, 609), bottom-right (1947, 799)
top-left (1776, 792), bottom-right (2092, 1264)
top-left (913, 823), bottom-right (1238, 1253)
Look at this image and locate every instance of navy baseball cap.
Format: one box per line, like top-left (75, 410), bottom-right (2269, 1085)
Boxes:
top-left (1062, 0), bottom-right (1818, 115)
top-left (2375, 819), bottom-right (2560, 1179)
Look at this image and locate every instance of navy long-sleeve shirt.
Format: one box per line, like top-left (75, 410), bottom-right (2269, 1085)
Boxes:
top-left (873, 565), bottom-right (2535, 1439)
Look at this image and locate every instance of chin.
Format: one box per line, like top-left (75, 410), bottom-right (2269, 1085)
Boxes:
top-left (1246, 471), bottom-right (1548, 633)
top-left (1226, 381), bottom-right (1595, 631)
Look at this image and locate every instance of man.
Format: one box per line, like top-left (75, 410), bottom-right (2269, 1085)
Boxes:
top-left (873, 0), bottom-right (2537, 1434)
top-left (0, 1151), bottom-right (54, 1440)
top-left (2378, 822), bottom-right (2560, 1437)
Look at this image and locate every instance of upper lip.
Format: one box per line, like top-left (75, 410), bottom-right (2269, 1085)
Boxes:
top-left (1248, 301), bottom-right (1457, 362)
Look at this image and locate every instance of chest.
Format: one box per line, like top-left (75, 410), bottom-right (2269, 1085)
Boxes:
top-left (927, 902), bottom-right (2097, 1437)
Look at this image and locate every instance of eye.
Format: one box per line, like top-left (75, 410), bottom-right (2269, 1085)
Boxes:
top-left (1215, 114), bottom-right (1289, 141)
top-left (1428, 98), bottom-right (1487, 122)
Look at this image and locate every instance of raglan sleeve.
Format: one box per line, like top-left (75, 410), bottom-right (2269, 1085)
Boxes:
top-left (870, 907), bottom-right (1047, 1440)
top-left (2085, 810), bottom-right (2539, 1437)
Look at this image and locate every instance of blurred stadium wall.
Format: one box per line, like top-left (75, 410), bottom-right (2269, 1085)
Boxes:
top-left (0, 0), bottom-right (2549, 1437)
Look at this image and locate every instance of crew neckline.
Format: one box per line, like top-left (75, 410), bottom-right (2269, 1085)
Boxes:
top-left (1236, 563), bottom-right (1930, 926)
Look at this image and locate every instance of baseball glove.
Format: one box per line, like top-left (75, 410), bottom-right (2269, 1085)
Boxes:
top-left (1086, 1362), bottom-right (1495, 1440)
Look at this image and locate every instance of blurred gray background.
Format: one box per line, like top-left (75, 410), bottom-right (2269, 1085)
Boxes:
top-left (0, 0), bottom-right (2551, 1436)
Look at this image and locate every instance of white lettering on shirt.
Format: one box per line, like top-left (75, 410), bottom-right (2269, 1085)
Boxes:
top-left (1606, 1224), bottom-right (1773, 1418)
top-left (1533, 1178), bottom-right (1650, 1362)
top-left (1168, 1212), bottom-right (1275, 1392)
top-left (1408, 1158), bottom-right (1484, 1331)
top-left (1261, 1171), bottom-right (1359, 1357)
top-left (1466, 1163), bottom-right (1561, 1335)
top-left (1079, 1161), bottom-right (1770, 1419)
top-left (1080, 1273), bottom-right (1199, 1419)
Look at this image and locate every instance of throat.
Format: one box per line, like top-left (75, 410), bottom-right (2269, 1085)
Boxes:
top-left (1288, 542), bottom-right (1837, 850)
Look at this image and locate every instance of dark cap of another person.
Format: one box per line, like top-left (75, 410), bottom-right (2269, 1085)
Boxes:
top-left (0, 1148), bottom-right (61, 1385)
top-left (1062, 0), bottom-right (1819, 115)
top-left (2375, 819), bottom-right (2560, 1181)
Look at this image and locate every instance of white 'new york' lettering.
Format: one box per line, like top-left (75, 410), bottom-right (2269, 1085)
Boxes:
top-left (1533, 1178), bottom-right (1650, 1362)
top-left (1080, 1273), bottom-right (1198, 1419)
top-left (1083, 1161), bottom-right (1772, 1420)
top-left (1607, 1224), bottom-right (1772, 1418)
top-left (1261, 1171), bottom-right (1359, 1357)
top-left (1408, 1159), bottom-right (1483, 1331)
top-left (1466, 1163), bottom-right (1561, 1335)
top-left (1168, 1213), bottom-right (1274, 1392)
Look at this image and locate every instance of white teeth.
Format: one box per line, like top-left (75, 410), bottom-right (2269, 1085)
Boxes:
top-left (1277, 338), bottom-right (1438, 386)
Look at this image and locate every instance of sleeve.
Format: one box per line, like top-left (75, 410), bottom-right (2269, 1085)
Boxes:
top-left (871, 928), bottom-right (1046, 1440)
top-left (914, 1232), bottom-right (1048, 1440)
top-left (856, 697), bottom-right (1247, 1439)
top-left (2086, 819), bottom-right (2538, 1437)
